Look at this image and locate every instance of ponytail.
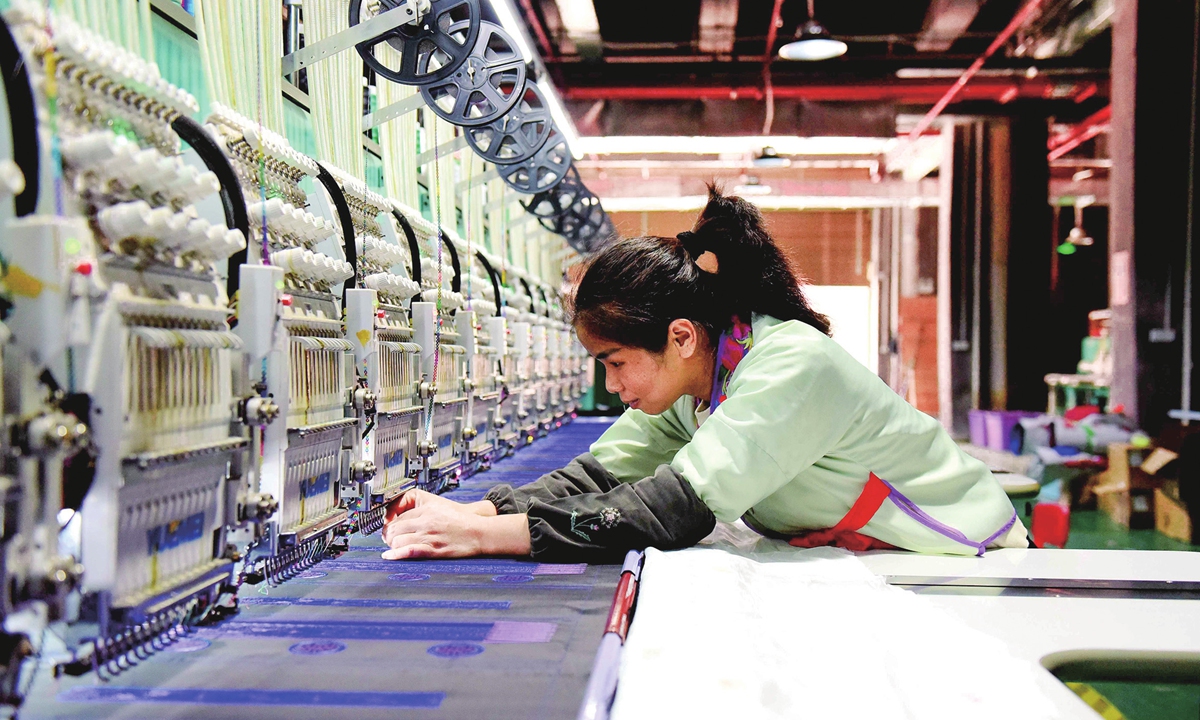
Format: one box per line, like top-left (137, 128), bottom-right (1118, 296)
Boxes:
top-left (572, 184), bottom-right (831, 352)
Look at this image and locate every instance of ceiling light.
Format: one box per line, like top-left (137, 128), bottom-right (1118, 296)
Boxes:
top-left (752, 146), bottom-right (791, 168)
top-left (779, 21), bottom-right (847, 61)
top-left (1065, 226), bottom-right (1094, 246)
top-left (779, 9), bottom-right (847, 62)
top-left (1059, 203), bottom-right (1094, 254)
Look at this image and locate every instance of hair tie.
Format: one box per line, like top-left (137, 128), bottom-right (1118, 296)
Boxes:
top-left (677, 231), bottom-right (719, 273)
top-left (676, 231), bottom-right (698, 256)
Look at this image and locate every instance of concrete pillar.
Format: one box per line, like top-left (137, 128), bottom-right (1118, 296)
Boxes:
top-left (1110, 0), bottom-right (1198, 434)
top-left (1004, 114), bottom-right (1053, 413)
top-left (940, 114), bottom-right (1051, 436)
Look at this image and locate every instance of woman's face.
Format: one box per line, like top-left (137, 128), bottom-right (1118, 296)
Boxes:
top-left (576, 322), bottom-right (706, 416)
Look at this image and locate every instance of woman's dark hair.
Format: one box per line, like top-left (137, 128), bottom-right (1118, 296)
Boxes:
top-left (572, 185), bottom-right (831, 351)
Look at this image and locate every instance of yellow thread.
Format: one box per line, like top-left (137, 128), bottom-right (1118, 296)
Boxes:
top-left (1066, 682), bottom-right (1127, 720)
top-left (44, 51), bottom-right (58, 99)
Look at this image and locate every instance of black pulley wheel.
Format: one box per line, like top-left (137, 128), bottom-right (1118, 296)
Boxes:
top-left (539, 189), bottom-right (601, 234)
top-left (349, 0), bottom-right (480, 86)
top-left (463, 79), bottom-right (552, 163)
top-left (537, 190), bottom-right (599, 234)
top-left (567, 213), bottom-right (613, 255)
top-left (555, 196), bottom-right (605, 238)
top-left (419, 22), bottom-right (525, 126)
top-left (521, 165), bottom-right (583, 219)
top-left (497, 128), bottom-right (572, 194)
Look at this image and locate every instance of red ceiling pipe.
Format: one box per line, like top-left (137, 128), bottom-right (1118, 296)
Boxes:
top-left (906, 0), bottom-right (1046, 141)
top-left (1074, 82), bottom-right (1099, 103)
top-left (562, 77), bottom-right (1103, 104)
top-left (1047, 104), bottom-right (1111, 160)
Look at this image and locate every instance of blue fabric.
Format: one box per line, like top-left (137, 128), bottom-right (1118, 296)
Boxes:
top-left (27, 418), bottom-right (622, 720)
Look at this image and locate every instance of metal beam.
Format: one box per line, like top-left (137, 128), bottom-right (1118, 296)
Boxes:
top-left (362, 93), bottom-right (426, 131)
top-left (907, 0), bottom-right (1047, 141)
top-left (1047, 105), bottom-right (1111, 161)
top-left (562, 76), bottom-right (1101, 104)
top-left (698, 0), bottom-right (739, 55)
top-left (485, 195), bottom-right (524, 213)
top-left (281, 4), bottom-right (413, 76)
top-left (507, 211), bottom-right (545, 230)
top-left (916, 0), bottom-right (983, 53)
top-left (455, 167), bottom-right (500, 195)
top-left (416, 135), bottom-right (469, 166)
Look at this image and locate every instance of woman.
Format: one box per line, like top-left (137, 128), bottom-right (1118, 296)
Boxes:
top-left (380, 187), bottom-right (1027, 562)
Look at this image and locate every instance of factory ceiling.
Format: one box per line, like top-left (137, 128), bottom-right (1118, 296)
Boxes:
top-left (513, 0), bottom-right (1112, 137)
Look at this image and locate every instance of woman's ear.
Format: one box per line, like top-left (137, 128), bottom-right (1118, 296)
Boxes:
top-left (667, 319), bottom-right (700, 359)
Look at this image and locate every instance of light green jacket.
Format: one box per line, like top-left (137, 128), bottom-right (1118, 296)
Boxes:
top-left (589, 315), bottom-right (1024, 555)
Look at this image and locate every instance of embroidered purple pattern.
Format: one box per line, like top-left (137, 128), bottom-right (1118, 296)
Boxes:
top-left (709, 316), bottom-right (754, 411)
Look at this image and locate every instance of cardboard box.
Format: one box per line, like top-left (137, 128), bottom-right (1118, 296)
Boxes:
top-left (1093, 468), bottom-right (1156, 529)
top-left (1162, 478), bottom-right (1181, 501)
top-left (1106, 443), bottom-right (1160, 491)
top-left (1142, 447), bottom-right (1179, 476)
top-left (1155, 488), bottom-right (1193, 543)
top-left (1096, 483), bottom-right (1130, 527)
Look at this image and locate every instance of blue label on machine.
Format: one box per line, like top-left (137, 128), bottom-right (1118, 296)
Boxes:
top-left (385, 449), bottom-right (404, 470)
top-left (301, 472), bottom-right (332, 499)
top-left (146, 512), bottom-right (206, 554)
top-left (437, 434), bottom-right (453, 450)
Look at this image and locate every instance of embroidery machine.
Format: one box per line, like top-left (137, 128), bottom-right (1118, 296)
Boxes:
top-left (0, 0), bottom-right (600, 702)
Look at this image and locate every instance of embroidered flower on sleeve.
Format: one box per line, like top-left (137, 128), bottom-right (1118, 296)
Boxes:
top-left (569, 507), bottom-right (623, 541)
top-left (599, 507), bottom-right (621, 528)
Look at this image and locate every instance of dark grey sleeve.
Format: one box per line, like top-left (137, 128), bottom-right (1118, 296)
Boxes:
top-left (525, 464), bottom-right (716, 563)
top-left (484, 453), bottom-right (620, 514)
top-left (484, 453), bottom-right (717, 562)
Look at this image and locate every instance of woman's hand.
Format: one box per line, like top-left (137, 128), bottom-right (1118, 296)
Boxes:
top-left (383, 489), bottom-right (496, 526)
top-left (380, 490), bottom-right (530, 560)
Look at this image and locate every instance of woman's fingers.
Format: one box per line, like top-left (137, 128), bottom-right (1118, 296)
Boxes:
top-left (384, 490), bottom-right (423, 523)
top-left (384, 531), bottom-right (421, 549)
top-left (382, 512), bottom-right (425, 543)
top-left (382, 543), bottom-right (437, 560)
top-left (379, 502), bottom-right (486, 559)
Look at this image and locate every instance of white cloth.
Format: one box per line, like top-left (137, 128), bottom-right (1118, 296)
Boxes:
top-left (610, 525), bottom-right (1056, 720)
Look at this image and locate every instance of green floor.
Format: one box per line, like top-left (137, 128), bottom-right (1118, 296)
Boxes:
top-left (1039, 509), bottom-right (1200, 720)
top-left (1077, 682), bottom-right (1200, 720)
top-left (1064, 509), bottom-right (1199, 552)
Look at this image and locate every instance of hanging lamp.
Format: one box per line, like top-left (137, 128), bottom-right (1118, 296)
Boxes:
top-left (778, 0), bottom-right (847, 61)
